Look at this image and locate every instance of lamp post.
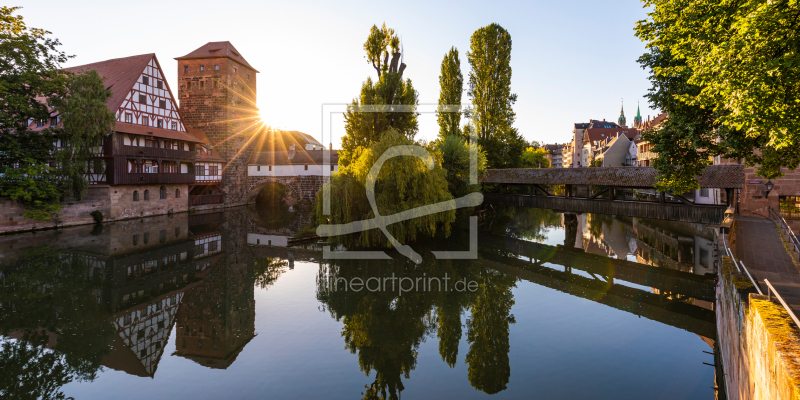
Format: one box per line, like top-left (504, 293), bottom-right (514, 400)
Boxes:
top-left (765, 180), bottom-right (774, 198)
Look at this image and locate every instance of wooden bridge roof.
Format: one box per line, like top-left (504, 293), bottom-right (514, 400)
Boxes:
top-left (481, 165), bottom-right (744, 189)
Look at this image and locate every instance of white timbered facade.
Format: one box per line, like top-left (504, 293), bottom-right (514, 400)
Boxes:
top-left (116, 57), bottom-right (186, 132)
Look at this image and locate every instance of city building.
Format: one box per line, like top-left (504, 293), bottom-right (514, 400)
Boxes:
top-left (543, 144), bottom-right (563, 168)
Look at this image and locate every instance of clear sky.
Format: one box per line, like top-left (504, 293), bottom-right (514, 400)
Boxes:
top-left (16, 0), bottom-right (658, 148)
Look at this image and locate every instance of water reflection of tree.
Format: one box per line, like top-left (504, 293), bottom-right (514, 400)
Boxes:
top-left (0, 246), bottom-right (115, 400)
top-left (316, 257), bottom-right (516, 398)
top-left (488, 206), bottom-right (562, 242)
top-left (253, 257), bottom-right (289, 289)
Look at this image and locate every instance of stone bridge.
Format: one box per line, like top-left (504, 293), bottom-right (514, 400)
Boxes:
top-left (246, 175), bottom-right (326, 205)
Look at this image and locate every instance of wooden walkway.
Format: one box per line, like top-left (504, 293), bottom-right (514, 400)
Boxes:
top-left (734, 216), bottom-right (800, 314)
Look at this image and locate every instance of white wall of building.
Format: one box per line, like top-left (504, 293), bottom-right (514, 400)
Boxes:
top-left (248, 164), bottom-right (338, 177)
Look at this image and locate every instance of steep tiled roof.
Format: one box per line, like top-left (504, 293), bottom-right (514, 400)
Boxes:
top-left (63, 54), bottom-right (154, 114)
top-left (481, 165), bottom-right (745, 188)
top-left (254, 130), bottom-right (324, 152)
top-left (175, 41), bottom-right (259, 73)
top-left (638, 113), bottom-right (668, 131)
top-left (249, 150), bottom-right (339, 166)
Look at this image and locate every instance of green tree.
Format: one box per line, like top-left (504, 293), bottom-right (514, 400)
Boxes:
top-left (433, 135), bottom-right (487, 199)
top-left (467, 23), bottom-right (524, 169)
top-left (341, 23), bottom-right (417, 167)
top-left (635, 0), bottom-right (800, 192)
top-left (0, 6), bottom-right (70, 220)
top-left (317, 128), bottom-right (456, 249)
top-left (437, 47), bottom-right (463, 139)
top-left (519, 147), bottom-right (550, 168)
top-left (50, 70), bottom-right (116, 200)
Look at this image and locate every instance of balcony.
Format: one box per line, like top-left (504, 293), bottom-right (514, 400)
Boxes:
top-left (638, 150), bottom-right (657, 161)
top-left (189, 194), bottom-right (224, 206)
top-left (118, 145), bottom-right (194, 160)
top-left (115, 172), bottom-right (195, 185)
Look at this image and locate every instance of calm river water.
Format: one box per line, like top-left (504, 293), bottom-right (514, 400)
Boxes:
top-left (0, 206), bottom-right (719, 399)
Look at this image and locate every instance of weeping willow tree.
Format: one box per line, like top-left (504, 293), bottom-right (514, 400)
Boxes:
top-left (317, 128), bottom-right (456, 248)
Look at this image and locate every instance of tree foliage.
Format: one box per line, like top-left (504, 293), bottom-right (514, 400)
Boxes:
top-left (467, 23), bottom-right (524, 169)
top-left (436, 47), bottom-right (463, 139)
top-left (341, 23), bottom-right (417, 167)
top-left (318, 128), bottom-right (456, 248)
top-left (635, 0), bottom-right (800, 192)
top-left (519, 147), bottom-right (550, 169)
top-left (50, 70), bottom-right (115, 200)
top-left (433, 134), bottom-right (486, 200)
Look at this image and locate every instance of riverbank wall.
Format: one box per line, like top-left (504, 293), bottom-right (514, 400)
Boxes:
top-left (717, 256), bottom-right (800, 400)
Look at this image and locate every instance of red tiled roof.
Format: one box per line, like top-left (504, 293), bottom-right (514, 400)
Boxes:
top-left (114, 122), bottom-right (204, 143)
top-left (63, 54), bottom-right (155, 114)
top-left (175, 42), bottom-right (259, 73)
top-left (584, 128), bottom-right (638, 143)
top-left (638, 113), bottom-right (668, 131)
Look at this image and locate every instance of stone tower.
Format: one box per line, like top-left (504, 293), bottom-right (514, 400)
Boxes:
top-left (634, 103), bottom-right (643, 127)
top-left (176, 42), bottom-right (259, 207)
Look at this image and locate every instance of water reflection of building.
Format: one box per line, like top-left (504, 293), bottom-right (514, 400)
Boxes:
top-left (572, 213), bottom-right (715, 275)
top-left (174, 258), bottom-right (255, 369)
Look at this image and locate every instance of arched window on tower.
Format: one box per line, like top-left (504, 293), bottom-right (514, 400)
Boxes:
top-left (144, 190), bottom-right (150, 201)
top-left (133, 191), bottom-right (139, 201)
top-left (175, 188), bottom-right (180, 198)
top-left (160, 186), bottom-right (166, 200)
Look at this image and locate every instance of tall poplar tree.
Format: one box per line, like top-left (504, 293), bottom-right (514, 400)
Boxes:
top-left (340, 23), bottom-right (418, 167)
top-left (436, 47), bottom-right (463, 139)
top-left (467, 23), bottom-right (524, 169)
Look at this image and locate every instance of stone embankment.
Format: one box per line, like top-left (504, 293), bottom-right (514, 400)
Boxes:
top-left (718, 255), bottom-right (800, 400)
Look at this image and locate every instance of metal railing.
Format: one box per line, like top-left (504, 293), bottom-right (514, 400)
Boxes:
top-left (764, 279), bottom-right (800, 331)
top-left (721, 231), bottom-right (763, 294)
top-left (768, 207), bottom-right (800, 254)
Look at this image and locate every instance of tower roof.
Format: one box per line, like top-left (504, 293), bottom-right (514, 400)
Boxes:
top-left (175, 41), bottom-right (259, 73)
top-left (618, 102), bottom-right (626, 126)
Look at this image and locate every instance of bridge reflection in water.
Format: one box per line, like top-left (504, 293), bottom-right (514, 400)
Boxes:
top-left (0, 205), bottom-right (718, 399)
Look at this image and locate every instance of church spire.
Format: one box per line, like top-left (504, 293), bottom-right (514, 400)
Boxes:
top-left (634, 102), bottom-right (642, 127)
top-left (618, 100), bottom-right (627, 127)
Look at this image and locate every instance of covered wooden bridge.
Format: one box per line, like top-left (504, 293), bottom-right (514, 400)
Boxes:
top-left (481, 166), bottom-right (745, 224)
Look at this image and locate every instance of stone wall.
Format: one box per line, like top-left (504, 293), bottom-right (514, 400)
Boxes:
top-left (246, 175), bottom-right (325, 205)
top-left (108, 184), bottom-right (188, 220)
top-left (0, 184), bottom-right (189, 234)
top-left (0, 186), bottom-right (110, 234)
top-left (717, 255), bottom-right (800, 400)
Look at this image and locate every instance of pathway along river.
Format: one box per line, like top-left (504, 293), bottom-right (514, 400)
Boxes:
top-left (0, 206), bottom-right (720, 399)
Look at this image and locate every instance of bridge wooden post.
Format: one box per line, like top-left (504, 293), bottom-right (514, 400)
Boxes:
top-left (565, 184), bottom-right (572, 197)
top-left (660, 191), bottom-right (665, 203)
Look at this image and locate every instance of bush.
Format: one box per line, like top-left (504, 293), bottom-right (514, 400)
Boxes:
top-left (90, 210), bottom-right (103, 224)
top-left (433, 134), bottom-right (487, 199)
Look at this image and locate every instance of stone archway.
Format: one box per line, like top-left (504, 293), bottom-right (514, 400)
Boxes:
top-left (247, 177), bottom-right (302, 205)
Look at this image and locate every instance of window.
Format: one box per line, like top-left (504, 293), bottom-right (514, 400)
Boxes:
top-left (133, 234), bottom-right (138, 245)
top-left (700, 188), bottom-right (709, 197)
top-left (142, 118), bottom-right (149, 127)
top-left (233, 68), bottom-right (237, 73)
top-left (195, 165), bottom-right (205, 176)
top-left (215, 64), bottom-right (219, 70)
top-left (159, 100), bottom-right (166, 109)
top-left (247, 73), bottom-right (250, 80)
top-left (331, 165), bottom-right (335, 172)
top-left (142, 76), bottom-right (149, 85)
top-left (137, 330), bottom-right (144, 340)
top-left (257, 166), bottom-right (260, 171)
top-left (200, 80), bottom-right (204, 89)
top-left (160, 186), bottom-right (166, 200)
top-left (140, 349), bottom-right (147, 358)
top-left (50, 116), bottom-right (57, 126)
top-left (175, 227), bottom-right (180, 237)
top-left (139, 94), bottom-right (146, 104)
top-left (200, 66), bottom-right (204, 71)
top-left (171, 122), bottom-right (177, 130)
top-left (157, 80), bottom-right (163, 89)
top-left (133, 191), bottom-right (139, 201)
top-left (124, 314), bottom-right (132, 325)
top-left (143, 232), bottom-right (149, 244)
top-left (159, 229), bottom-right (166, 243)
top-left (208, 165), bottom-right (219, 176)
top-left (36, 120), bottom-right (44, 128)
top-left (780, 196), bottom-right (800, 219)
top-left (175, 189), bottom-right (180, 199)
top-left (213, 80), bottom-right (218, 89)
top-left (144, 190), bottom-right (149, 201)
top-left (125, 113), bottom-right (132, 123)
top-left (304, 165), bottom-right (308, 171)
top-left (186, 81), bottom-right (191, 89)
top-left (209, 241), bottom-right (218, 252)
top-left (184, 66), bottom-right (189, 73)
top-left (157, 119), bottom-right (163, 128)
